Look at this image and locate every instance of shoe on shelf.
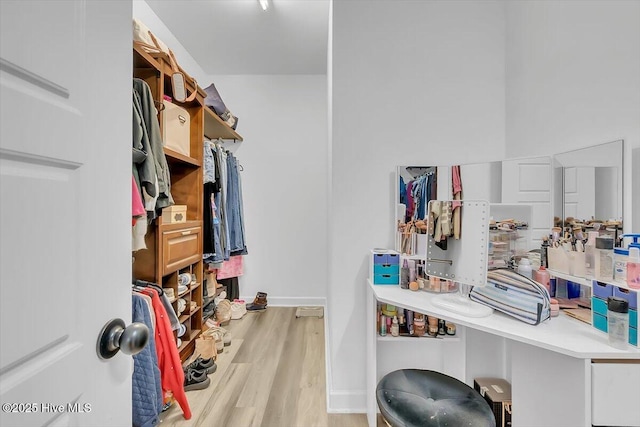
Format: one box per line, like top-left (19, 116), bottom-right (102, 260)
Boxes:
top-left (183, 369), bottom-right (211, 391)
top-left (215, 299), bottom-right (232, 326)
top-left (246, 292), bottom-right (268, 311)
top-left (231, 300), bottom-right (247, 319)
top-left (185, 356), bottom-right (217, 374)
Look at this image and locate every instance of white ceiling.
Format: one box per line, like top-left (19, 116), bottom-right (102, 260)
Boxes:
top-left (145, 0), bottom-right (330, 75)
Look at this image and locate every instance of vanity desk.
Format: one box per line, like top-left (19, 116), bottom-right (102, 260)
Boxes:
top-left (366, 281), bottom-right (640, 427)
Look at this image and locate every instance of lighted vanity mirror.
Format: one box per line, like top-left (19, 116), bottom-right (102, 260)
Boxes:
top-left (426, 199), bottom-right (493, 317)
top-left (554, 140), bottom-right (624, 232)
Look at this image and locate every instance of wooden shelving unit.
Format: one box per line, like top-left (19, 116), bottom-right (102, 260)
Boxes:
top-left (132, 43), bottom-right (243, 361)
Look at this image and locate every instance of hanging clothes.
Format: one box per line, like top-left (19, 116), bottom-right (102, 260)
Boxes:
top-left (133, 78), bottom-right (174, 214)
top-left (132, 293), bottom-right (163, 427)
top-left (226, 152), bottom-right (247, 255)
top-left (451, 165), bottom-right (463, 239)
top-left (139, 288), bottom-right (191, 420)
top-left (399, 176), bottom-right (406, 205)
top-left (203, 140), bottom-right (248, 266)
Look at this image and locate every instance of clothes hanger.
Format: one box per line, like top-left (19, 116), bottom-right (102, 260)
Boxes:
top-left (132, 279), bottom-right (164, 296)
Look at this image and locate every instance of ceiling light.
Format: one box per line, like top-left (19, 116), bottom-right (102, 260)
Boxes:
top-left (259, 0), bottom-right (269, 11)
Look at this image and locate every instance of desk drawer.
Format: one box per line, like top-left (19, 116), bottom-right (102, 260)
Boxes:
top-left (162, 226), bottom-right (202, 275)
top-left (592, 362), bottom-right (640, 426)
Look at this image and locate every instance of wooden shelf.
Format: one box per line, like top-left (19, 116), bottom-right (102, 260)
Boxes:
top-left (548, 269), bottom-right (640, 292)
top-left (203, 107), bottom-right (243, 141)
top-left (163, 147), bottom-right (201, 167)
top-left (132, 43), bottom-right (208, 363)
top-left (189, 329), bottom-right (201, 342)
top-left (377, 335), bottom-right (460, 343)
top-left (157, 219), bottom-right (201, 231)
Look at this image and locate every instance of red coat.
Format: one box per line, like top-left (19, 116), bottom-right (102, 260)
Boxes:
top-left (142, 288), bottom-right (191, 419)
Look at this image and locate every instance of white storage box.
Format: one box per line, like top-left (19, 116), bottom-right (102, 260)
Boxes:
top-left (162, 100), bottom-right (190, 156)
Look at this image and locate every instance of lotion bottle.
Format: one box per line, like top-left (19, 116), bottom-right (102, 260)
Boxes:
top-left (391, 316), bottom-right (399, 337)
top-left (627, 247), bottom-right (640, 289)
top-left (517, 258), bottom-right (533, 279)
top-left (584, 231), bottom-right (599, 277)
top-left (533, 265), bottom-right (551, 293)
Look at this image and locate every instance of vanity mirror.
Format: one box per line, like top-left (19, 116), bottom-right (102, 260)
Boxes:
top-left (554, 140), bottom-right (624, 233)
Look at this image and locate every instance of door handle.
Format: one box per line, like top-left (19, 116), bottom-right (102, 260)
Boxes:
top-left (97, 318), bottom-right (149, 360)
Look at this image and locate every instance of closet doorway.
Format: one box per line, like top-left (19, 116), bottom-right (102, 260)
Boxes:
top-left (1, 1), bottom-right (132, 425)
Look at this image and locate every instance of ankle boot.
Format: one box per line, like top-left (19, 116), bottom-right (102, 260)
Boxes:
top-left (246, 292), bottom-right (268, 311)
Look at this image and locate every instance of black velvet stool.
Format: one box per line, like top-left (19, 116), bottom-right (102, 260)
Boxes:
top-left (376, 369), bottom-right (496, 427)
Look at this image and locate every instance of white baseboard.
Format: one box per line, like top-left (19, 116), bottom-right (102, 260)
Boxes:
top-left (327, 390), bottom-right (367, 413)
top-left (239, 296), bottom-right (327, 307)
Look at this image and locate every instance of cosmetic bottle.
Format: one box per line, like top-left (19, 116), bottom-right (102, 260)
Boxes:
top-left (613, 248), bottom-right (628, 283)
top-left (380, 315), bottom-right (386, 336)
top-left (607, 297), bottom-right (629, 349)
top-left (533, 266), bottom-right (551, 293)
top-left (406, 310), bottom-right (414, 335)
top-left (517, 258), bottom-right (532, 279)
top-left (445, 322), bottom-right (456, 336)
top-left (627, 247), bottom-right (640, 289)
top-left (438, 319), bottom-right (446, 336)
top-left (391, 316), bottom-right (399, 337)
top-left (414, 314), bottom-right (425, 337)
top-left (400, 259), bottom-right (410, 289)
top-left (427, 316), bottom-right (438, 336)
top-left (584, 231), bottom-right (599, 277)
top-left (595, 236), bottom-right (614, 280)
top-left (541, 236), bottom-right (549, 268)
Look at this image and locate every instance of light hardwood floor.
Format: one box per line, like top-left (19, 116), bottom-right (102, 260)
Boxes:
top-left (160, 307), bottom-right (369, 427)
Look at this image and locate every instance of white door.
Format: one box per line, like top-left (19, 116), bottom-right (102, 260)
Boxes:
top-left (563, 166), bottom-right (596, 221)
top-left (1, 1), bottom-right (133, 426)
top-left (502, 156), bottom-right (553, 249)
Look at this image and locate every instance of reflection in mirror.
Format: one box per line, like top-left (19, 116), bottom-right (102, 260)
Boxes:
top-left (426, 200), bottom-right (493, 317)
top-left (459, 161), bottom-right (502, 203)
top-left (554, 140), bottom-right (623, 238)
top-left (396, 166), bottom-right (438, 255)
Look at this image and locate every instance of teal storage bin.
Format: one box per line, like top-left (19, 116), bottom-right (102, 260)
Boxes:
top-left (630, 327), bottom-right (638, 346)
top-left (593, 313), bottom-right (608, 333)
top-left (373, 274), bottom-right (399, 285)
top-left (630, 309), bottom-right (637, 329)
top-left (592, 297), bottom-right (608, 317)
top-left (373, 264), bottom-right (400, 275)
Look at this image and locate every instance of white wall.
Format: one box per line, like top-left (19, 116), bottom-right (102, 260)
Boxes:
top-left (329, 0), bottom-right (506, 411)
top-left (505, 0), bottom-right (640, 232)
top-left (209, 75), bottom-right (329, 306)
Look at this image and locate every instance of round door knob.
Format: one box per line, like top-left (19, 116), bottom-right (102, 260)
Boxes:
top-left (97, 318), bottom-right (150, 360)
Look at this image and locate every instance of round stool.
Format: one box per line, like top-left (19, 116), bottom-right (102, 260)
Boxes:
top-left (376, 369), bottom-right (496, 427)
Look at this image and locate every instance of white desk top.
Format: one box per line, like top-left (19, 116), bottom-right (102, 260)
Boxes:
top-left (370, 280), bottom-right (640, 360)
